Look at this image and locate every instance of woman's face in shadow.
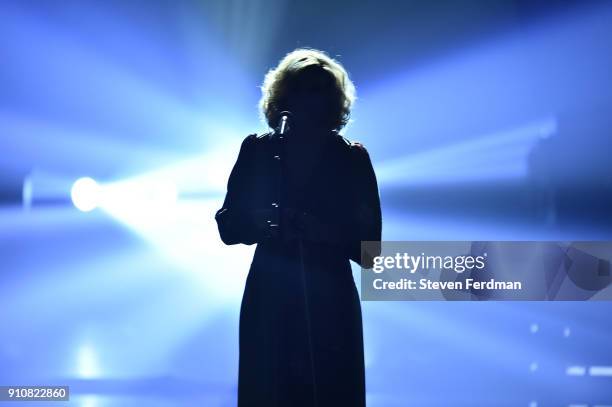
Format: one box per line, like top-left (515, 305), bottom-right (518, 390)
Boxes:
top-left (284, 65), bottom-right (337, 130)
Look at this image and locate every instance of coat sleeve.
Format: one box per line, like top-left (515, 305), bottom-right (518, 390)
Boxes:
top-left (215, 134), bottom-right (261, 245)
top-left (346, 142), bottom-right (382, 268)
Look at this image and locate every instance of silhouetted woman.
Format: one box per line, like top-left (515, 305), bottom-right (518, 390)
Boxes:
top-left (215, 48), bottom-right (382, 407)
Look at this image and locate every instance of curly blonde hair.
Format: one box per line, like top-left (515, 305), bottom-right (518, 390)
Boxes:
top-left (259, 48), bottom-right (356, 131)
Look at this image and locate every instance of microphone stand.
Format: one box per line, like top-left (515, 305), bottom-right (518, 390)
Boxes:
top-left (272, 112), bottom-right (319, 406)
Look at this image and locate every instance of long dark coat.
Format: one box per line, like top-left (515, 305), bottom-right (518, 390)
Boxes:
top-left (215, 131), bottom-right (382, 407)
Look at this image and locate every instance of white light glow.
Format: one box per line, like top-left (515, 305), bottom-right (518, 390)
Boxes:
top-left (71, 177), bottom-right (101, 212)
top-left (77, 343), bottom-right (100, 378)
top-left (96, 153), bottom-right (254, 303)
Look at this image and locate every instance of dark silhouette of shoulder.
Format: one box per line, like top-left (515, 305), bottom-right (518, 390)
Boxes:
top-left (255, 132), bottom-right (272, 140)
top-left (235, 132), bottom-right (272, 156)
top-left (335, 135), bottom-right (371, 163)
top-left (350, 140), bottom-right (367, 152)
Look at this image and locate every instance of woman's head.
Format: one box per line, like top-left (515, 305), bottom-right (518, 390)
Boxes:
top-left (259, 48), bottom-right (356, 132)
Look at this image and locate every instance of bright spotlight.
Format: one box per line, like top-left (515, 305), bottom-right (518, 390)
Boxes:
top-left (71, 177), bottom-right (101, 212)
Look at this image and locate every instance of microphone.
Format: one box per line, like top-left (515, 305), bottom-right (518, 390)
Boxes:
top-left (268, 110), bottom-right (292, 236)
top-left (276, 111), bottom-right (293, 136)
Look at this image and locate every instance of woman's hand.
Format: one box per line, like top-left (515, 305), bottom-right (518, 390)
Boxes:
top-left (246, 207), bottom-right (343, 244)
top-left (248, 208), bottom-right (280, 239)
top-left (282, 208), bottom-right (343, 244)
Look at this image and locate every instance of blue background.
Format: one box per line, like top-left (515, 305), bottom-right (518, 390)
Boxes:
top-left (1, 1), bottom-right (611, 405)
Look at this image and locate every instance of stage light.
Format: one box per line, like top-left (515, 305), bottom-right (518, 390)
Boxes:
top-left (77, 343), bottom-right (100, 379)
top-left (71, 177), bottom-right (100, 212)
